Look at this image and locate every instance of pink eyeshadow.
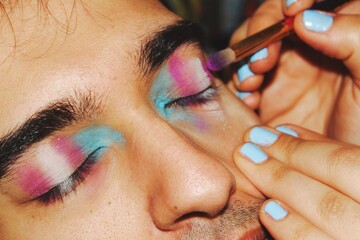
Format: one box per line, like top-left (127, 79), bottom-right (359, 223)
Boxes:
top-left (17, 165), bottom-right (52, 197)
top-left (53, 136), bottom-right (85, 169)
top-left (168, 54), bottom-right (210, 96)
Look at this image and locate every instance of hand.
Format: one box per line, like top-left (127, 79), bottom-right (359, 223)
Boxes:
top-left (234, 125), bottom-right (360, 239)
top-left (228, 0), bottom-right (360, 145)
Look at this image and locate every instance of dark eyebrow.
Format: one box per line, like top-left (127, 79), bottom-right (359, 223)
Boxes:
top-left (0, 91), bottom-right (103, 180)
top-left (0, 20), bottom-right (203, 181)
top-left (138, 20), bottom-right (204, 76)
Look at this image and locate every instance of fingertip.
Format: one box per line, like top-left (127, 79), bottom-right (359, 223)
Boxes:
top-left (283, 0), bottom-right (314, 16)
top-left (278, 124), bottom-right (330, 141)
top-left (275, 125), bottom-right (299, 138)
top-left (249, 42), bottom-right (282, 74)
top-left (244, 126), bottom-right (280, 147)
top-left (235, 91), bottom-right (261, 110)
top-left (259, 200), bottom-right (290, 239)
top-left (261, 200), bottom-right (289, 221)
top-left (232, 72), bottom-right (263, 92)
top-left (242, 91), bottom-right (261, 110)
top-left (293, 10), bottom-right (335, 52)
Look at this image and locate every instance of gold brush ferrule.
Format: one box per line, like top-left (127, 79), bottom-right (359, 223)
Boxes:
top-left (231, 17), bottom-right (294, 61)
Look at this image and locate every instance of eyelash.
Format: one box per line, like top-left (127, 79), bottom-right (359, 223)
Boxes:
top-left (35, 148), bottom-right (104, 205)
top-left (165, 85), bottom-right (219, 109)
top-left (34, 86), bottom-right (218, 205)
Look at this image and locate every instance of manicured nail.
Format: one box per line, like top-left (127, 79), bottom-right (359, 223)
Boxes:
top-left (276, 126), bottom-right (298, 137)
top-left (249, 127), bottom-right (279, 146)
top-left (303, 10), bottom-right (333, 32)
top-left (286, 0), bottom-right (297, 8)
top-left (240, 143), bottom-right (268, 164)
top-left (236, 91), bottom-right (252, 100)
top-left (264, 201), bottom-right (288, 220)
top-left (237, 64), bottom-right (254, 83)
top-left (250, 48), bottom-right (268, 63)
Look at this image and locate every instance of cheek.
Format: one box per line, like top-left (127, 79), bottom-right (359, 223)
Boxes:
top-left (173, 88), bottom-right (260, 160)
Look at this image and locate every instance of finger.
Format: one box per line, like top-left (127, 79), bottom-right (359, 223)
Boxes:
top-left (294, 11), bottom-right (360, 84)
top-left (236, 91), bottom-right (261, 110)
top-left (232, 62), bottom-right (264, 91)
top-left (283, 0), bottom-right (314, 16)
top-left (275, 124), bottom-right (332, 142)
top-left (226, 81), bottom-right (261, 110)
top-left (245, 0), bottom-right (283, 74)
top-left (234, 143), bottom-right (360, 239)
top-left (260, 200), bottom-right (333, 240)
top-left (245, 126), bottom-right (360, 203)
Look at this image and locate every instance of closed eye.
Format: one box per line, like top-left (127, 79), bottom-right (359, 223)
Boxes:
top-left (34, 147), bottom-right (104, 205)
top-left (165, 86), bottom-right (219, 109)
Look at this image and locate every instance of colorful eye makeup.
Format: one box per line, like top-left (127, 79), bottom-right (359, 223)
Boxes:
top-left (16, 125), bottom-right (124, 202)
top-left (150, 51), bottom-right (221, 125)
top-left (168, 52), bottom-right (212, 96)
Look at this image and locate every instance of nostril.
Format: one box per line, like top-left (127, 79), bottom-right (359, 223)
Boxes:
top-left (175, 211), bottom-right (212, 223)
top-left (175, 203), bottom-right (230, 223)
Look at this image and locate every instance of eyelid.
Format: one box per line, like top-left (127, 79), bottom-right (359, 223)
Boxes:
top-left (17, 125), bottom-right (124, 203)
top-left (165, 85), bottom-right (220, 110)
top-left (34, 146), bottom-right (104, 205)
top-left (165, 85), bottom-right (213, 108)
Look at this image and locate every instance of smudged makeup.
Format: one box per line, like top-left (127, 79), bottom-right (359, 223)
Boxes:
top-left (13, 48), bottom-right (225, 206)
top-left (16, 125), bottom-right (124, 204)
top-left (150, 50), bottom-right (223, 130)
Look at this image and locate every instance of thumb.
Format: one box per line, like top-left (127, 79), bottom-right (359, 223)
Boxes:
top-left (294, 10), bottom-right (360, 83)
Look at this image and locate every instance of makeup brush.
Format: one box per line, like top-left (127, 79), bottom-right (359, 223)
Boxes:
top-left (207, 0), bottom-right (350, 72)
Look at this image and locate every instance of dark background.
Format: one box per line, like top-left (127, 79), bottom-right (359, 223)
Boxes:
top-left (160, 0), bottom-right (263, 52)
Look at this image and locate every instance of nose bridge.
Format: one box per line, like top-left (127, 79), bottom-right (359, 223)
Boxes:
top-left (133, 115), bottom-right (235, 229)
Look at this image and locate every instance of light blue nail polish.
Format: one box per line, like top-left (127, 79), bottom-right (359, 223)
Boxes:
top-left (286, 0), bottom-right (297, 8)
top-left (303, 10), bottom-right (333, 32)
top-left (236, 91), bottom-right (252, 100)
top-left (250, 48), bottom-right (268, 63)
top-left (237, 64), bottom-right (254, 83)
top-left (249, 127), bottom-right (279, 146)
top-left (264, 201), bottom-right (288, 220)
top-left (276, 126), bottom-right (298, 137)
top-left (240, 143), bottom-right (268, 164)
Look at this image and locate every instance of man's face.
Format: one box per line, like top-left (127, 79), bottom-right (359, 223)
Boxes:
top-left (0, 0), bottom-right (266, 239)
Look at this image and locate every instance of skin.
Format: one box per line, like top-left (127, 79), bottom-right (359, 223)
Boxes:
top-left (229, 0), bottom-right (360, 145)
top-left (234, 124), bottom-right (360, 239)
top-left (227, 0), bottom-right (360, 238)
top-left (0, 0), bottom-right (268, 239)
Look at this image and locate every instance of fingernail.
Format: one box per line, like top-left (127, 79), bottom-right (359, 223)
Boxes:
top-left (236, 91), bottom-right (252, 100)
top-left (286, 0), bottom-right (297, 8)
top-left (264, 201), bottom-right (288, 220)
top-left (303, 10), bottom-right (333, 32)
top-left (276, 126), bottom-right (298, 137)
top-left (249, 127), bottom-right (279, 146)
top-left (237, 64), bottom-right (254, 83)
top-left (250, 48), bottom-right (268, 63)
top-left (240, 143), bottom-right (268, 164)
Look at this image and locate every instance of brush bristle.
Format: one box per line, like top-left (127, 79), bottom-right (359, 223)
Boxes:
top-left (207, 48), bottom-right (236, 71)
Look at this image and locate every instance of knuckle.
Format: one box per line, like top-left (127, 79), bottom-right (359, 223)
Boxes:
top-left (327, 146), bottom-right (360, 176)
top-left (269, 164), bottom-right (292, 187)
top-left (275, 136), bottom-right (302, 165)
top-left (291, 223), bottom-right (313, 240)
top-left (317, 191), bottom-right (346, 224)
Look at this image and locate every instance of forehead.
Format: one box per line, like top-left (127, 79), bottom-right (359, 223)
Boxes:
top-left (0, 0), bottom-right (178, 132)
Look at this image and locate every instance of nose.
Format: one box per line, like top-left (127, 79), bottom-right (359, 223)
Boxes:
top-left (135, 119), bottom-right (235, 230)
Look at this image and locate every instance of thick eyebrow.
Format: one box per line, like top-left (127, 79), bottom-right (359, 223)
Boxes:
top-left (0, 91), bottom-right (103, 180)
top-left (138, 20), bottom-right (204, 76)
top-left (0, 20), bottom-right (203, 181)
